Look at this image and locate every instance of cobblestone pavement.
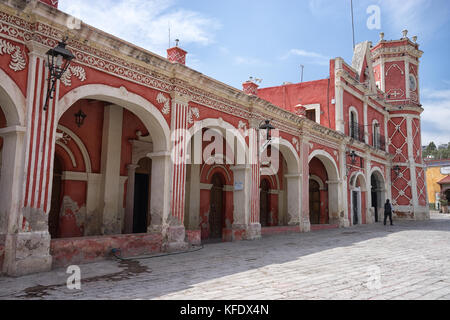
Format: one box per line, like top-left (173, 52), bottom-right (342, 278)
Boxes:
top-left (1, 213), bottom-right (450, 300)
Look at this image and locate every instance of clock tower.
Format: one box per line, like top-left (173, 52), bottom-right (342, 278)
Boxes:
top-left (371, 30), bottom-right (429, 220)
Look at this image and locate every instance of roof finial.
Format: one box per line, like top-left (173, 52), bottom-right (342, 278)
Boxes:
top-left (175, 39), bottom-right (179, 47)
top-left (379, 32), bottom-right (384, 41)
top-left (402, 29), bottom-right (408, 39)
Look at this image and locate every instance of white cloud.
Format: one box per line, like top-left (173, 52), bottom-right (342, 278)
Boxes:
top-left (281, 49), bottom-right (330, 66)
top-left (420, 88), bottom-right (450, 145)
top-left (58, 0), bottom-right (221, 56)
top-left (378, 0), bottom-right (449, 40)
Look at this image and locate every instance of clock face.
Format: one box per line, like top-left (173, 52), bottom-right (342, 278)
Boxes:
top-left (409, 74), bottom-right (417, 91)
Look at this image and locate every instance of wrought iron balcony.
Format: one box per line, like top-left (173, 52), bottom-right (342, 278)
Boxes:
top-left (349, 122), bottom-right (365, 143)
top-left (373, 134), bottom-right (386, 151)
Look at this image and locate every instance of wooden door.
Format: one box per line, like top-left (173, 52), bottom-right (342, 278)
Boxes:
top-left (353, 191), bottom-right (359, 225)
top-left (48, 156), bottom-right (63, 238)
top-left (260, 179), bottom-right (270, 227)
top-left (209, 174), bottom-right (223, 239)
top-left (309, 180), bottom-right (320, 225)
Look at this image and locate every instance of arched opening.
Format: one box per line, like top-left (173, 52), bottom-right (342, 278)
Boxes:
top-left (133, 157), bottom-right (152, 233)
top-left (370, 170), bottom-right (385, 223)
top-left (309, 179), bottom-right (321, 224)
top-left (48, 155), bottom-right (64, 238)
top-left (350, 173), bottom-right (367, 225)
top-left (209, 172), bottom-right (224, 240)
top-left (185, 121), bottom-right (239, 243)
top-left (53, 88), bottom-right (168, 237)
top-left (260, 178), bottom-right (270, 227)
top-left (308, 151), bottom-right (339, 226)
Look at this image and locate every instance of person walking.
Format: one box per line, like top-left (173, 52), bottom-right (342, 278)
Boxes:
top-left (384, 199), bottom-right (393, 226)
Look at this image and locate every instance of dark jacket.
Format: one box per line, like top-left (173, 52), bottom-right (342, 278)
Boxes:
top-left (384, 202), bottom-right (392, 214)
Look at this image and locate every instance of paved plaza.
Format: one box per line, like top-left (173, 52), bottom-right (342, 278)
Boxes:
top-left (1, 213), bottom-right (450, 300)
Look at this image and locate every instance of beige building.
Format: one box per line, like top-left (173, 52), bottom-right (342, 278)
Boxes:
top-left (424, 159), bottom-right (450, 209)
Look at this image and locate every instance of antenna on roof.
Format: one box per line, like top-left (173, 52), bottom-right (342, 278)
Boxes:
top-left (300, 65), bottom-right (304, 83)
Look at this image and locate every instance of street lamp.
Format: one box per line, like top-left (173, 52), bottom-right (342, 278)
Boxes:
top-left (44, 38), bottom-right (75, 111)
top-left (259, 120), bottom-right (275, 141)
top-left (392, 165), bottom-right (401, 178)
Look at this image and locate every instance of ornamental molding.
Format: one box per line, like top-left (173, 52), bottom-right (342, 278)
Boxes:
top-left (0, 38), bottom-right (26, 71)
top-left (187, 106), bottom-right (200, 124)
top-left (292, 137), bottom-right (300, 152)
top-left (60, 65), bottom-right (86, 86)
top-left (156, 92), bottom-right (170, 114)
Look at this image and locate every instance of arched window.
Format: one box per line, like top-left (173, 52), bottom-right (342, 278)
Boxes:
top-left (349, 107), bottom-right (359, 140)
top-left (372, 120), bottom-right (380, 149)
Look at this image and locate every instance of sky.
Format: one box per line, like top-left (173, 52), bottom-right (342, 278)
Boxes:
top-left (58, 0), bottom-right (450, 146)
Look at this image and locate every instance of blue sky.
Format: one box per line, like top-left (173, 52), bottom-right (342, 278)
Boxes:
top-left (59, 0), bottom-right (450, 146)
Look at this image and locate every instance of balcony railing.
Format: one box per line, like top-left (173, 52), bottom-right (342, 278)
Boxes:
top-left (349, 122), bottom-right (365, 143)
top-left (373, 134), bottom-right (386, 151)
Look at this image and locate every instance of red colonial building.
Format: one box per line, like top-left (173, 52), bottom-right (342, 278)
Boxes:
top-left (0, 0), bottom-right (429, 276)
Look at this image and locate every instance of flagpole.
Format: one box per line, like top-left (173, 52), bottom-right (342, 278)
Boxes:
top-left (351, 0), bottom-right (355, 50)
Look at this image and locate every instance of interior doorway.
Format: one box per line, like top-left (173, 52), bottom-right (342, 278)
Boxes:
top-left (132, 157), bottom-right (152, 233)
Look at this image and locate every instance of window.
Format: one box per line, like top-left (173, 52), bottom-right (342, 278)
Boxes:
top-left (306, 109), bottom-right (316, 122)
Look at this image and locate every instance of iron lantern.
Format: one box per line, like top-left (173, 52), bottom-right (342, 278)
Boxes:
top-left (44, 38), bottom-right (75, 111)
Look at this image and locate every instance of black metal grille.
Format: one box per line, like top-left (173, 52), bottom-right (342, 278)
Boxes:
top-left (349, 122), bottom-right (365, 142)
top-left (373, 134), bottom-right (386, 151)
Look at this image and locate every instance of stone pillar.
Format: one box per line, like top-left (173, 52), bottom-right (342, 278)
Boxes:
top-left (247, 120), bottom-right (261, 240)
top-left (299, 137), bottom-right (310, 232)
top-left (3, 42), bottom-right (56, 276)
top-left (99, 105), bottom-right (123, 235)
top-left (147, 151), bottom-right (171, 234)
top-left (230, 164), bottom-right (251, 241)
top-left (284, 174), bottom-right (302, 226)
top-left (124, 164), bottom-right (139, 234)
top-left (338, 143), bottom-right (350, 227)
top-left (166, 92), bottom-right (190, 250)
top-left (187, 164), bottom-right (201, 230)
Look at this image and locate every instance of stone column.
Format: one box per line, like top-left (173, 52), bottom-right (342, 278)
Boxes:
top-left (124, 164), bottom-right (139, 234)
top-left (187, 164), bottom-right (201, 230)
top-left (247, 120), bottom-right (261, 240)
top-left (3, 41), bottom-right (56, 276)
top-left (299, 137), bottom-right (311, 232)
top-left (230, 164), bottom-right (251, 241)
top-left (99, 105), bottom-right (123, 235)
top-left (338, 143), bottom-right (350, 227)
top-left (147, 151), bottom-right (171, 234)
top-left (284, 174), bottom-right (302, 226)
top-left (166, 92), bottom-right (191, 250)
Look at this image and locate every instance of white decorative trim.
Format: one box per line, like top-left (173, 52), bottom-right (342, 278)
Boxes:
top-left (0, 39), bottom-right (26, 72)
top-left (292, 137), bottom-right (299, 152)
top-left (188, 106), bottom-right (200, 124)
top-left (156, 92), bottom-right (170, 114)
top-left (60, 65), bottom-right (87, 86)
top-left (55, 141), bottom-right (77, 168)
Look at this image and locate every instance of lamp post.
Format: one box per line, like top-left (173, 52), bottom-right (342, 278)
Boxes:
top-left (44, 38), bottom-right (75, 111)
